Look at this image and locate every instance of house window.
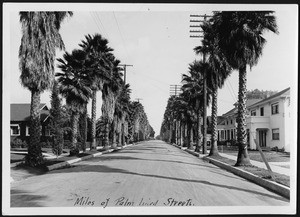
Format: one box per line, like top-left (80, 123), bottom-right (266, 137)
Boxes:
top-left (260, 107), bottom-right (264, 116)
top-left (11, 124), bottom-right (20, 136)
top-left (230, 119), bottom-right (233, 124)
top-left (271, 103), bottom-right (279, 115)
top-left (251, 110), bottom-right (256, 116)
top-left (45, 126), bottom-right (51, 136)
top-left (272, 128), bottom-right (280, 140)
top-left (26, 126), bottom-right (30, 136)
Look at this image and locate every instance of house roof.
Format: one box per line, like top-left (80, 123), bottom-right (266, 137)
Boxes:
top-left (248, 87), bottom-right (290, 109)
top-left (222, 98), bottom-right (262, 117)
top-left (11, 103), bottom-right (49, 122)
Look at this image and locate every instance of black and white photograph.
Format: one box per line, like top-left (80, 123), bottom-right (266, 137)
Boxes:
top-left (2, 2), bottom-right (298, 215)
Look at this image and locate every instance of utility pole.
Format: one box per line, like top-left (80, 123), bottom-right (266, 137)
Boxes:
top-left (169, 84), bottom-right (181, 144)
top-left (119, 64), bottom-right (133, 84)
top-left (170, 85), bottom-right (182, 96)
top-left (135, 98), bottom-right (142, 103)
top-left (190, 14), bottom-right (212, 154)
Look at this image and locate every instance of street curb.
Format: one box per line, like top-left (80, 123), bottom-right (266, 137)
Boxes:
top-left (204, 156), bottom-right (290, 199)
top-left (46, 144), bottom-right (133, 171)
top-left (169, 142), bottom-right (290, 199)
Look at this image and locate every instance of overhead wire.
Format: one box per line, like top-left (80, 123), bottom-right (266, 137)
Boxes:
top-left (113, 11), bottom-right (130, 60)
top-left (89, 12), bottom-right (103, 34)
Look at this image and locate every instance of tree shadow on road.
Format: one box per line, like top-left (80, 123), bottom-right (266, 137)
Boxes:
top-left (49, 164), bottom-right (288, 202)
top-left (83, 154), bottom-right (218, 170)
top-left (10, 189), bottom-right (48, 207)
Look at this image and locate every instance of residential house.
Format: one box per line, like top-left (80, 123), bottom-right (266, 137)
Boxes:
top-left (10, 103), bottom-right (51, 143)
top-left (217, 87), bottom-right (291, 152)
top-left (217, 99), bottom-right (261, 145)
top-left (246, 87), bottom-right (291, 152)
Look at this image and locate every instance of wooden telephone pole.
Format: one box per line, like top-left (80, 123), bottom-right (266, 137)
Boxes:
top-left (190, 14), bottom-right (212, 154)
top-left (170, 85), bottom-right (182, 96)
top-left (119, 64), bottom-right (133, 84)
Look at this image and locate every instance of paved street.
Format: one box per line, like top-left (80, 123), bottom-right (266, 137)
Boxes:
top-left (11, 140), bottom-right (289, 207)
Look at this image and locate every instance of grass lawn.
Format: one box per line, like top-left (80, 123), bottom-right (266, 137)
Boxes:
top-left (11, 153), bottom-right (26, 163)
top-left (209, 155), bottom-right (290, 187)
top-left (218, 146), bottom-right (290, 162)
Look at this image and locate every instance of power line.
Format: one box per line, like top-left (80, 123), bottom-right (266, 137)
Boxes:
top-left (89, 12), bottom-right (103, 34)
top-left (225, 82), bottom-right (237, 102)
top-left (113, 11), bottom-right (130, 60)
top-left (94, 12), bottom-right (109, 38)
top-left (228, 79), bottom-right (238, 100)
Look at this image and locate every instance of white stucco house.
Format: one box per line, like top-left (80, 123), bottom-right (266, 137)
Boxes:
top-left (217, 87), bottom-right (291, 152)
top-left (246, 87), bottom-right (291, 152)
top-left (217, 99), bottom-right (261, 144)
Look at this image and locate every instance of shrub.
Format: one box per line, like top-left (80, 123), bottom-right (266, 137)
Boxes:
top-left (11, 138), bottom-right (27, 148)
top-left (69, 147), bottom-right (79, 156)
top-left (271, 146), bottom-right (279, 152)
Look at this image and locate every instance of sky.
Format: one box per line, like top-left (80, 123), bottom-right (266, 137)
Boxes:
top-left (4, 3), bottom-right (298, 136)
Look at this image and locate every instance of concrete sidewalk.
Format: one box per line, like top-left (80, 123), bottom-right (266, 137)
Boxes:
top-left (219, 153), bottom-right (290, 176)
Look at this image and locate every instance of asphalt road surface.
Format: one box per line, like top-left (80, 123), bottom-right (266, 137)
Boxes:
top-left (11, 140), bottom-right (289, 207)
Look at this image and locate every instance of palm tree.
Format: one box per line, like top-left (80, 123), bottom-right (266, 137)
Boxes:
top-left (56, 49), bottom-right (92, 155)
top-left (213, 11), bottom-right (278, 166)
top-left (19, 12), bottom-right (72, 166)
top-left (194, 20), bottom-right (232, 156)
top-left (79, 34), bottom-right (114, 150)
top-left (182, 60), bottom-right (211, 152)
top-left (101, 57), bottom-right (123, 149)
top-left (114, 84), bottom-right (132, 147)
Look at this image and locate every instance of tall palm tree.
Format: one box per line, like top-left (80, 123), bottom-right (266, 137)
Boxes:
top-left (101, 57), bottom-right (123, 149)
top-left (194, 20), bottom-right (232, 156)
top-left (79, 34), bottom-right (114, 150)
top-left (56, 49), bottom-right (92, 155)
top-left (182, 60), bottom-right (211, 152)
top-left (213, 11), bottom-right (278, 166)
top-left (114, 84), bottom-right (131, 147)
top-left (19, 12), bottom-right (72, 166)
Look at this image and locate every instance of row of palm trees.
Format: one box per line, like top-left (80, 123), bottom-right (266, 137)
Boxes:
top-left (19, 12), bottom-right (153, 167)
top-left (160, 11), bottom-right (278, 166)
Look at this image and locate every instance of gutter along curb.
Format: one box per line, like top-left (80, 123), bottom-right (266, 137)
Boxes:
top-left (46, 144), bottom-right (133, 171)
top-left (169, 143), bottom-right (290, 199)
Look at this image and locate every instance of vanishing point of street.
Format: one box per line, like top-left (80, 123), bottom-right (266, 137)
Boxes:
top-left (11, 140), bottom-right (289, 207)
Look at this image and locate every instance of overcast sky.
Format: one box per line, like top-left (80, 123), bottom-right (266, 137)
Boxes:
top-left (4, 3), bottom-right (298, 136)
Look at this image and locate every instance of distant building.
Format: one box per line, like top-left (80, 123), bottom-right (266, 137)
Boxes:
top-left (217, 87), bottom-right (291, 152)
top-left (10, 103), bottom-right (51, 142)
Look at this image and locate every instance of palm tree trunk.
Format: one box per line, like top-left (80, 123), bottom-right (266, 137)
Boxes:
top-left (187, 123), bottom-right (192, 149)
top-left (176, 121), bottom-right (180, 145)
top-left (169, 121), bottom-right (173, 143)
top-left (91, 89), bottom-right (97, 149)
top-left (236, 65), bottom-right (251, 166)
top-left (180, 121), bottom-right (183, 146)
top-left (71, 112), bottom-right (80, 153)
top-left (195, 110), bottom-right (202, 153)
top-left (111, 120), bottom-right (117, 149)
top-left (183, 123), bottom-right (188, 147)
top-left (190, 125), bottom-right (194, 149)
top-left (82, 104), bottom-right (87, 152)
top-left (25, 90), bottom-right (43, 166)
top-left (103, 120), bottom-right (110, 150)
top-left (209, 88), bottom-right (220, 156)
top-left (203, 71), bottom-right (208, 154)
top-left (121, 123), bottom-right (125, 146)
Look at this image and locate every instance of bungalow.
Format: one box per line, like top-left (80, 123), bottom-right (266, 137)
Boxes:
top-left (217, 87), bottom-right (291, 152)
top-left (10, 103), bottom-right (51, 143)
